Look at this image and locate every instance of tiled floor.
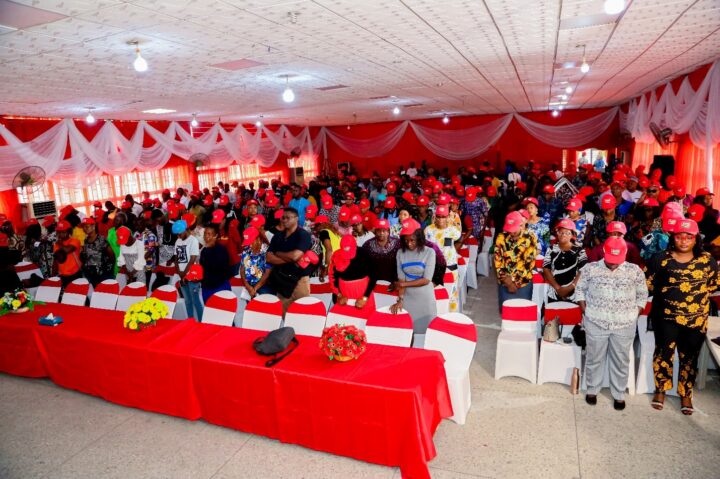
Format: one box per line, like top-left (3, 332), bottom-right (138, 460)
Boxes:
top-left (1, 274), bottom-right (719, 479)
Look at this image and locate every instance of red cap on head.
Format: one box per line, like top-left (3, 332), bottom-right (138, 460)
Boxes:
top-left (350, 214), bottom-right (362, 225)
top-left (465, 189), bottom-right (477, 202)
top-left (81, 217), bottom-right (95, 225)
top-left (359, 198), bottom-right (370, 209)
top-left (116, 226), bottom-right (131, 245)
top-left (211, 209), bottom-right (226, 224)
top-left (522, 197), bottom-right (539, 207)
top-left (695, 187), bottom-right (713, 197)
top-left (543, 184), bottom-right (555, 194)
top-left (93, 201), bottom-right (102, 208)
top-left (384, 196), bottom-right (396, 209)
top-left (314, 215), bottom-right (330, 225)
top-left (435, 205), bottom-right (450, 217)
top-left (556, 218), bottom-right (577, 232)
top-left (487, 186), bottom-right (497, 198)
top-left (603, 237), bottom-right (627, 264)
top-left (638, 177), bottom-right (650, 188)
top-left (601, 195), bottom-right (617, 210)
top-left (417, 195), bottom-right (429, 206)
top-left (374, 218), bottom-right (390, 230)
top-left (606, 221), bottom-right (627, 235)
top-left (203, 195), bottom-right (213, 206)
top-left (265, 195), bottom-right (279, 207)
top-left (386, 182), bottom-right (397, 194)
top-left (338, 206), bottom-right (351, 222)
top-left (503, 212), bottom-right (524, 233)
top-left (437, 193), bottom-right (450, 205)
top-left (566, 197), bottom-right (583, 212)
top-left (55, 220), bottom-right (72, 232)
top-left (143, 210), bottom-right (152, 220)
top-left (339, 235), bottom-right (357, 260)
top-left (305, 204), bottom-right (318, 220)
top-left (641, 198), bottom-right (660, 208)
top-left (219, 195), bottom-right (229, 206)
top-left (274, 209), bottom-right (284, 220)
top-left (686, 204), bottom-right (705, 220)
top-left (242, 227), bottom-right (260, 246)
top-left (400, 218), bottom-right (421, 236)
top-left (662, 215), bottom-right (682, 233)
top-left (675, 219), bottom-right (699, 235)
top-left (673, 186), bottom-right (686, 197)
top-left (345, 191), bottom-right (355, 200)
top-left (42, 216), bottom-right (56, 227)
top-left (321, 196), bottom-right (333, 209)
top-left (181, 213), bottom-right (196, 227)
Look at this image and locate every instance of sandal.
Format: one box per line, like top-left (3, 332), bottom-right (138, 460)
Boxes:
top-left (651, 391), bottom-right (665, 411)
top-left (680, 396), bottom-right (694, 416)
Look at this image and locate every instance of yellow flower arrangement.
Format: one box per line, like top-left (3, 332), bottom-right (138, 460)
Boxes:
top-left (123, 297), bottom-right (168, 331)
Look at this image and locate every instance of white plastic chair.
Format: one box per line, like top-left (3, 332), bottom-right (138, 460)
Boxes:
top-left (495, 299), bottom-right (538, 384)
top-left (373, 280), bottom-right (398, 309)
top-left (61, 277), bottom-right (90, 306)
top-left (242, 293), bottom-right (283, 331)
top-left (35, 277), bottom-right (62, 303)
top-left (457, 257), bottom-right (467, 312)
top-left (309, 276), bottom-right (334, 311)
top-left (476, 227), bottom-right (494, 277)
top-left (14, 261), bottom-right (42, 281)
top-left (89, 279), bottom-right (119, 310)
top-left (425, 313), bottom-right (477, 425)
top-left (115, 281), bottom-right (148, 312)
top-left (284, 297), bottom-right (327, 337)
top-left (326, 301), bottom-right (370, 330)
top-left (202, 290), bottom-right (238, 327)
top-left (434, 285), bottom-right (450, 315)
top-left (365, 305), bottom-right (413, 347)
top-left (459, 245), bottom-right (477, 290)
top-left (537, 302), bottom-right (583, 386)
top-left (150, 285), bottom-right (178, 319)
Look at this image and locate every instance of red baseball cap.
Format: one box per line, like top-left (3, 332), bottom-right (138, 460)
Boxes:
top-left (437, 193), bottom-right (450, 205)
top-left (386, 182), bottom-right (397, 194)
top-left (662, 215), bottom-right (682, 233)
top-left (339, 235), bottom-right (357, 260)
top-left (297, 250), bottom-right (319, 269)
top-left (384, 197), bottom-right (396, 209)
top-left (638, 177), bottom-right (650, 188)
top-left (400, 218), bottom-right (421, 236)
top-left (121, 201), bottom-right (132, 210)
top-left (606, 221), bottom-right (627, 235)
top-left (55, 220), bottom-right (72, 232)
top-left (219, 195), bottom-right (229, 206)
top-left (274, 209), bottom-right (284, 220)
top-left (185, 264), bottom-right (203, 282)
top-left (374, 218), bottom-right (390, 230)
top-left (116, 226), bottom-right (131, 245)
top-left (265, 195), bottom-right (279, 207)
top-left (338, 206), bottom-right (351, 222)
top-left (600, 195), bottom-right (617, 210)
top-left (211, 209), bottom-right (226, 224)
top-left (314, 215), bottom-right (330, 225)
top-left (345, 191), bottom-right (355, 200)
top-left (641, 198), bottom-right (660, 208)
top-left (93, 201), bottom-right (102, 208)
top-left (203, 195), bottom-right (213, 206)
top-left (519, 209), bottom-right (530, 219)
top-left (417, 195), bottom-right (429, 206)
top-left (242, 227), bottom-right (260, 246)
top-left (305, 204), bottom-right (318, 220)
top-left (181, 213), bottom-right (196, 227)
top-left (350, 214), bottom-right (362, 225)
top-left (250, 215), bottom-right (266, 228)
top-left (673, 186), bottom-right (686, 197)
top-left (695, 187), bottom-right (714, 197)
top-left (603, 237), bottom-right (627, 264)
top-left (486, 186), bottom-right (497, 198)
top-left (359, 198), bottom-right (370, 209)
top-left (503, 211), bottom-right (524, 233)
top-left (543, 184), bottom-right (555, 194)
top-left (556, 218), bottom-right (577, 232)
top-left (80, 217), bottom-right (95, 225)
top-left (465, 189), bottom-right (477, 202)
top-left (566, 198), bottom-right (583, 211)
top-left (435, 205), bottom-right (449, 217)
top-left (686, 204), bottom-right (705, 220)
top-left (321, 197), bottom-right (333, 209)
top-left (522, 197), bottom-right (539, 207)
top-left (42, 216), bottom-right (56, 227)
top-left (675, 219), bottom-right (699, 235)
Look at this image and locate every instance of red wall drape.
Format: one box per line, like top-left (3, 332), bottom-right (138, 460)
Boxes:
top-left (324, 107), bottom-right (624, 176)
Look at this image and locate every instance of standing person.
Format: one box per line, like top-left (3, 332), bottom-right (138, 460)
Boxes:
top-left (362, 218), bottom-right (400, 285)
top-left (424, 205), bottom-right (462, 312)
top-left (52, 220), bottom-right (83, 287)
top-left (329, 235), bottom-right (375, 311)
top-left (493, 211), bottom-right (537, 307)
top-left (524, 197), bottom-right (550, 256)
top-left (199, 223), bottom-right (232, 303)
top-left (136, 216), bottom-right (158, 286)
top-left (266, 207), bottom-right (313, 314)
top-left (213, 210), bottom-right (242, 276)
top-left (646, 219), bottom-right (718, 415)
top-left (575, 237), bottom-right (648, 410)
top-left (351, 214), bottom-right (374, 246)
top-left (542, 219), bottom-right (587, 304)
top-left (170, 220), bottom-right (202, 321)
top-left (116, 226), bottom-right (146, 285)
top-left (80, 217), bottom-right (115, 287)
top-left (288, 183), bottom-right (311, 226)
top-left (239, 226), bottom-right (272, 298)
top-left (390, 218), bottom-right (437, 334)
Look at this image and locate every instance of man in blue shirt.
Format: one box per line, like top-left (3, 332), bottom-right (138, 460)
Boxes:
top-left (288, 183), bottom-right (311, 226)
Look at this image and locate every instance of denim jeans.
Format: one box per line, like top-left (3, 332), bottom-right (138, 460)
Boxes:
top-left (180, 280), bottom-right (204, 322)
top-left (497, 283), bottom-right (533, 312)
top-left (201, 281), bottom-right (231, 304)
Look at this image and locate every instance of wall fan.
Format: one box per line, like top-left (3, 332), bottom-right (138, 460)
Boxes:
top-left (649, 122), bottom-right (673, 147)
top-left (12, 166), bottom-right (46, 194)
top-left (189, 152), bottom-right (209, 170)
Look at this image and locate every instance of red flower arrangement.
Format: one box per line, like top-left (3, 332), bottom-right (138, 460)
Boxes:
top-left (319, 324), bottom-right (367, 361)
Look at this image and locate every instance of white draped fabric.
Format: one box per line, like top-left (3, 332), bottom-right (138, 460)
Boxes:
top-left (1, 106), bottom-right (622, 189)
top-left (409, 115), bottom-right (513, 160)
top-left (620, 59), bottom-right (719, 191)
top-left (513, 107), bottom-right (619, 148)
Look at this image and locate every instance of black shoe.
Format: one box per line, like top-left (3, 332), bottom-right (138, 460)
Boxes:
top-left (613, 400), bottom-right (626, 411)
top-left (585, 394), bottom-right (597, 405)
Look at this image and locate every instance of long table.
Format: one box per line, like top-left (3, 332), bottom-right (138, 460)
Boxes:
top-left (0, 304), bottom-right (451, 478)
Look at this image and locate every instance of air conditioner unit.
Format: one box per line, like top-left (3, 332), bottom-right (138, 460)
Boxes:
top-left (290, 167), bottom-right (305, 186)
top-left (22, 200), bottom-right (57, 222)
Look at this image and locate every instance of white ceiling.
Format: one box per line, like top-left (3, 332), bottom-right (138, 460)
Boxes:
top-left (0, 0), bottom-right (718, 126)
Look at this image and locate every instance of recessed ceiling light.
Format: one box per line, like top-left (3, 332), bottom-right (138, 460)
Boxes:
top-left (565, 86), bottom-right (573, 94)
top-left (604, 0), bottom-right (625, 15)
top-left (85, 107), bottom-right (95, 124)
top-left (142, 108), bottom-right (176, 114)
top-left (392, 105), bottom-right (400, 115)
top-left (191, 113), bottom-right (198, 127)
top-left (442, 114), bottom-right (450, 124)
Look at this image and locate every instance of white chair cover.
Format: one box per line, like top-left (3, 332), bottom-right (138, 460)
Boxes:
top-left (89, 279), bottom-right (119, 310)
top-left (284, 296), bottom-right (327, 337)
top-left (242, 293), bottom-right (283, 331)
top-left (202, 290), bottom-right (238, 327)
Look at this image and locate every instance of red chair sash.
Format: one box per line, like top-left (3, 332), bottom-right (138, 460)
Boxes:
top-left (458, 257), bottom-right (466, 266)
top-left (434, 288), bottom-right (449, 300)
top-left (230, 276), bottom-right (244, 287)
top-left (245, 297), bottom-right (282, 316)
top-left (310, 281), bottom-right (333, 294)
top-left (544, 305), bottom-right (582, 326)
top-left (642, 299), bottom-right (653, 316)
top-left (532, 272), bottom-right (546, 284)
top-left (94, 281), bottom-right (119, 294)
top-left (459, 248), bottom-right (470, 258)
top-left (428, 317), bottom-right (477, 342)
top-left (151, 288), bottom-right (177, 303)
top-left (64, 282), bottom-right (89, 296)
top-left (367, 311), bottom-right (413, 330)
top-left (154, 265), bottom-right (176, 276)
top-left (501, 304), bottom-right (537, 321)
top-left (443, 271), bottom-right (455, 284)
top-left (121, 285), bottom-right (147, 297)
top-left (206, 294), bottom-right (238, 313)
top-left (40, 278), bottom-right (62, 288)
top-left (464, 237), bottom-right (479, 246)
top-left (287, 300), bottom-right (326, 317)
top-left (373, 282), bottom-right (398, 296)
top-left (15, 263), bottom-right (40, 273)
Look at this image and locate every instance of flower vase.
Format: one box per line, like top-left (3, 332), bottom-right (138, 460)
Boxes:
top-left (334, 355), bottom-right (352, 362)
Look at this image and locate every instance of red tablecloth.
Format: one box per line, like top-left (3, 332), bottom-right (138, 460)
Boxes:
top-left (0, 304), bottom-right (452, 478)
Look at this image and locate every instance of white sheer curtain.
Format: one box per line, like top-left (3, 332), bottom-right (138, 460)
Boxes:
top-left (513, 107), bottom-right (619, 148)
top-left (323, 121), bottom-right (409, 158)
top-left (409, 115), bottom-right (512, 160)
top-left (0, 120), bottom-right (68, 189)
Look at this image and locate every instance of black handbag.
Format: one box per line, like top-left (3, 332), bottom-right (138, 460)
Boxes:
top-left (571, 324), bottom-right (586, 348)
top-left (253, 327), bottom-right (299, 367)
